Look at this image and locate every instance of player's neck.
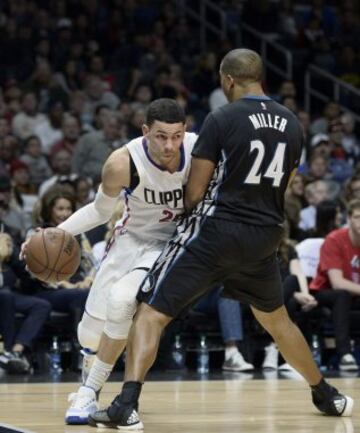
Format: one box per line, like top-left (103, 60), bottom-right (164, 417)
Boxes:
top-left (231, 83), bottom-right (266, 102)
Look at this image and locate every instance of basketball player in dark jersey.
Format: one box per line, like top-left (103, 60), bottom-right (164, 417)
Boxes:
top-left (89, 49), bottom-right (353, 429)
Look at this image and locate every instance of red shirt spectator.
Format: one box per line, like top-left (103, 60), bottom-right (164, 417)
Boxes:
top-left (310, 228), bottom-right (360, 290)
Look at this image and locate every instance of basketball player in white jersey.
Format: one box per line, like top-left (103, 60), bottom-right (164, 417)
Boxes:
top-left (23, 99), bottom-right (197, 424)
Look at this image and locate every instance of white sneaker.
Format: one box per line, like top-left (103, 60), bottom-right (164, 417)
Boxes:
top-left (262, 343), bottom-right (279, 369)
top-left (65, 386), bottom-right (99, 425)
top-left (222, 351), bottom-right (254, 372)
top-left (339, 354), bottom-right (359, 372)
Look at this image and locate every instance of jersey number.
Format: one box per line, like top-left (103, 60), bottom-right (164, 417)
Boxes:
top-left (244, 140), bottom-right (286, 187)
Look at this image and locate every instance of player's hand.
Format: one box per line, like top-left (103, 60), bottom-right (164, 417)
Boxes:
top-left (20, 227), bottom-right (43, 261)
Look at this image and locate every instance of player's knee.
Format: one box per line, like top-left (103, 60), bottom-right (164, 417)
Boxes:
top-left (77, 314), bottom-right (104, 352)
top-left (104, 317), bottom-right (132, 340)
top-left (106, 289), bottom-right (137, 325)
top-left (105, 294), bottom-right (137, 339)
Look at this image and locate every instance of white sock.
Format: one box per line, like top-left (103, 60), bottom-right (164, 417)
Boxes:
top-left (225, 346), bottom-right (239, 360)
top-left (85, 357), bottom-right (114, 392)
top-left (81, 350), bottom-right (96, 384)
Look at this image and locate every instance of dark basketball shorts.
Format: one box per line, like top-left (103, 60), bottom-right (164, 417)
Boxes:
top-left (137, 216), bottom-right (285, 317)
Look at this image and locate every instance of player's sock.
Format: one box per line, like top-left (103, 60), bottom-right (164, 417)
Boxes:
top-left (85, 357), bottom-right (113, 392)
top-left (81, 348), bottom-right (97, 384)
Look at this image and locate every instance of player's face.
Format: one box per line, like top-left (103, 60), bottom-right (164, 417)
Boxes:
top-left (51, 198), bottom-right (73, 225)
top-left (143, 121), bottom-right (185, 166)
top-left (349, 209), bottom-right (360, 238)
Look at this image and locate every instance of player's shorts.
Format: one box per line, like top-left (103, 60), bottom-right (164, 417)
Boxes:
top-left (86, 232), bottom-right (164, 321)
top-left (137, 216), bottom-right (284, 316)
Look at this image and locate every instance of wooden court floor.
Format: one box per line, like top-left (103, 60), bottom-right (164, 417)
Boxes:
top-left (0, 378), bottom-right (359, 433)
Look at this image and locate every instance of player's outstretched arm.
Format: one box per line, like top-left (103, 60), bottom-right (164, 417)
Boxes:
top-left (185, 157), bottom-right (215, 212)
top-left (58, 147), bottom-right (131, 236)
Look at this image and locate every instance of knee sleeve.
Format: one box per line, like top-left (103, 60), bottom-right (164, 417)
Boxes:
top-left (104, 279), bottom-right (140, 340)
top-left (77, 312), bottom-right (105, 352)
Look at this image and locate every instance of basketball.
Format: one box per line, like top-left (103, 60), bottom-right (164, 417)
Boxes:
top-left (25, 228), bottom-right (81, 283)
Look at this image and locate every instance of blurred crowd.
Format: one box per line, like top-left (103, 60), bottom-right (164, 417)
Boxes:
top-left (0, 0), bottom-right (359, 376)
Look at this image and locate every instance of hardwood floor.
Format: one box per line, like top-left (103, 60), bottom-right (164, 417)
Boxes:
top-left (0, 378), bottom-right (358, 432)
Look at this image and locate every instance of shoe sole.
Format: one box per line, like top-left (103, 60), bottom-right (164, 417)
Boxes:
top-left (89, 420), bottom-right (144, 430)
top-left (222, 366), bottom-right (254, 372)
top-left (65, 416), bottom-right (89, 425)
top-left (339, 365), bottom-right (359, 372)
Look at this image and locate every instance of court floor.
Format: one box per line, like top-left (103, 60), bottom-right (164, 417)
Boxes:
top-left (0, 376), bottom-right (358, 433)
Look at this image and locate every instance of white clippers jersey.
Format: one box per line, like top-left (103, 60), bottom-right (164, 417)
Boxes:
top-left (116, 132), bottom-right (197, 242)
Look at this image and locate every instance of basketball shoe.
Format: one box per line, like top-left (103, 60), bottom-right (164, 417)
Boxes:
top-left (222, 351), bottom-right (254, 372)
top-left (311, 379), bottom-right (354, 417)
top-left (88, 396), bottom-right (143, 430)
top-left (65, 385), bottom-right (99, 424)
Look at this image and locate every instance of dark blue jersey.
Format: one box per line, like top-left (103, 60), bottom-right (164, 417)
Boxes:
top-left (192, 96), bottom-right (303, 226)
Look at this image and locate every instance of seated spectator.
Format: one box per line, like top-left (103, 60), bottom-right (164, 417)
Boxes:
top-left (299, 180), bottom-right (330, 232)
top-left (193, 287), bottom-right (254, 372)
top-left (285, 173), bottom-right (307, 240)
top-left (0, 229), bottom-right (51, 374)
top-left (310, 101), bottom-right (341, 135)
top-left (51, 114), bottom-right (81, 156)
top-left (341, 113), bottom-right (360, 166)
top-left (20, 135), bottom-right (53, 189)
top-left (0, 134), bottom-right (20, 175)
top-left (310, 199), bottom-right (360, 371)
top-left (38, 149), bottom-right (74, 197)
top-left (72, 113), bottom-right (124, 181)
top-left (29, 186), bottom-right (96, 337)
top-left (0, 174), bottom-right (28, 239)
top-left (73, 176), bottom-right (94, 210)
top-left (262, 226), bottom-right (317, 371)
top-left (296, 200), bottom-right (342, 279)
top-left (34, 100), bottom-right (64, 154)
top-left (344, 173), bottom-right (360, 204)
top-left (11, 92), bottom-right (46, 141)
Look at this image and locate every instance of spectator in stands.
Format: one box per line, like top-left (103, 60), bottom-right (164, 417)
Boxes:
top-left (262, 225), bottom-right (318, 371)
top-left (306, 154), bottom-right (332, 182)
top-left (72, 113), bottom-right (124, 181)
top-left (310, 101), bottom-right (341, 135)
top-left (54, 59), bottom-right (82, 95)
top-left (344, 174), bottom-right (360, 204)
top-left (285, 173), bottom-right (307, 240)
top-left (0, 174), bottom-right (28, 239)
top-left (83, 75), bottom-right (120, 118)
top-left (51, 114), bottom-right (81, 156)
top-left (299, 180), bottom-right (330, 232)
top-left (20, 135), bottom-right (52, 189)
top-left (341, 113), bottom-right (360, 166)
top-left (11, 92), bottom-right (46, 141)
top-left (29, 186), bottom-right (95, 337)
top-left (0, 118), bottom-right (11, 140)
top-left (0, 229), bottom-right (51, 374)
top-left (73, 177), bottom-right (94, 210)
top-left (309, 199), bottom-right (360, 371)
top-left (0, 134), bottom-right (19, 174)
top-left (193, 287), bottom-right (254, 372)
top-left (297, 110), bottom-right (312, 161)
top-left (34, 100), bottom-right (64, 154)
top-left (38, 149), bottom-right (73, 197)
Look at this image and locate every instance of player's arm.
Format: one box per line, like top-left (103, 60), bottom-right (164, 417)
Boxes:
top-left (58, 147), bottom-right (130, 236)
top-left (185, 157), bottom-right (215, 212)
top-left (328, 269), bottom-right (360, 296)
top-left (185, 112), bottom-right (220, 212)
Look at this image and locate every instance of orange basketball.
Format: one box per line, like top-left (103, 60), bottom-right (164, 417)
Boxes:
top-left (25, 228), bottom-right (81, 283)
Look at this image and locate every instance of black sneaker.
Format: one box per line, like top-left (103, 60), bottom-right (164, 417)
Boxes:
top-left (88, 396), bottom-right (143, 430)
top-left (312, 380), bottom-right (354, 416)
